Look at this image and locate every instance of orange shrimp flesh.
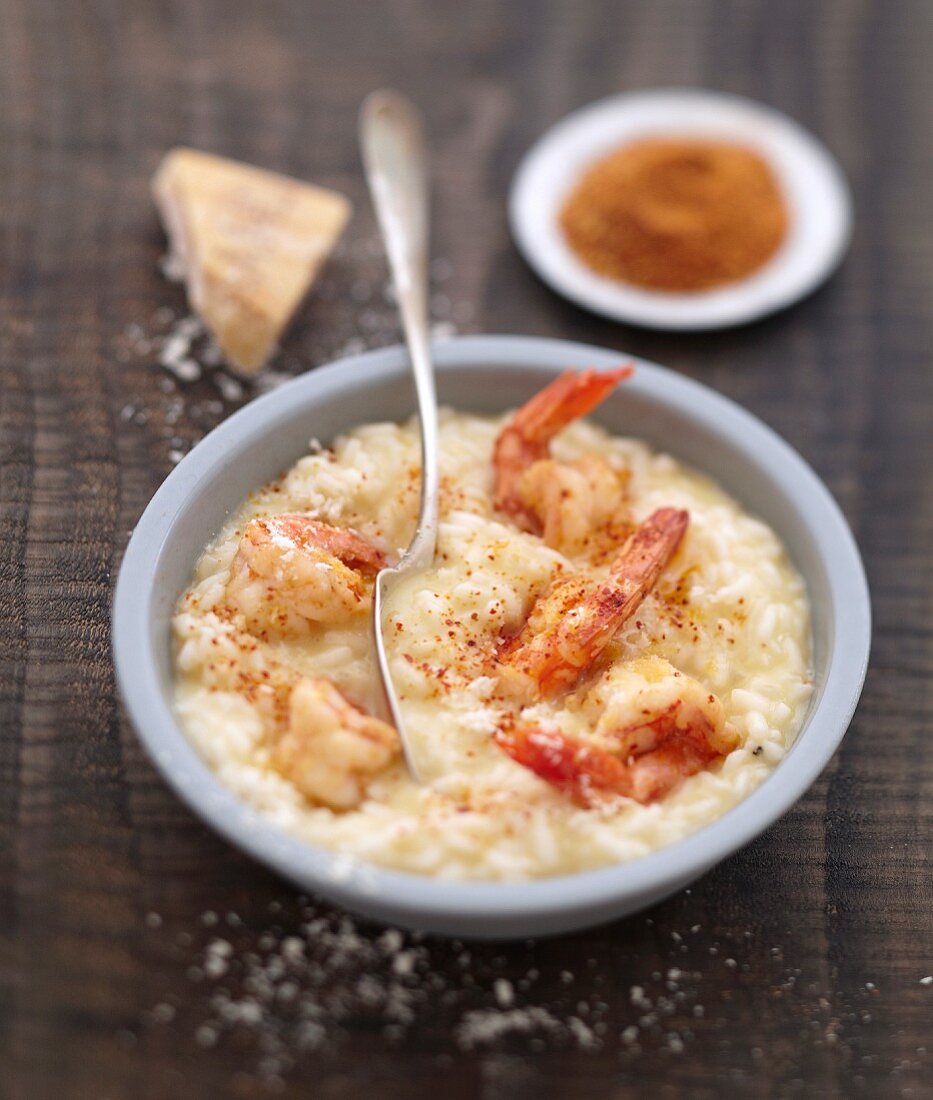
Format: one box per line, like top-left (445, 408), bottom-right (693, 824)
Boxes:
top-left (253, 515), bottom-right (387, 574)
top-left (496, 726), bottom-right (632, 805)
top-left (274, 678), bottom-right (399, 811)
top-left (226, 514), bottom-right (388, 635)
top-left (493, 366), bottom-right (634, 531)
top-left (498, 507), bottom-right (689, 698)
top-left (497, 698), bottom-right (737, 807)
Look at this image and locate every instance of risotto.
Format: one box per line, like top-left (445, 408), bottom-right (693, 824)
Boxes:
top-left (172, 371), bottom-right (812, 880)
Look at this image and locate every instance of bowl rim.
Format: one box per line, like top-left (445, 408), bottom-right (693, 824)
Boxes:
top-left (113, 335), bottom-right (870, 929)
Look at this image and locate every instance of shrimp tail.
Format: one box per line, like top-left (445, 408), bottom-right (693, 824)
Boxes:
top-left (497, 699), bottom-right (737, 807)
top-left (506, 367), bottom-right (634, 447)
top-left (499, 507), bottom-right (689, 698)
top-left (609, 506), bottom-right (689, 588)
top-left (495, 726), bottom-right (633, 806)
top-left (493, 365), bottom-right (634, 529)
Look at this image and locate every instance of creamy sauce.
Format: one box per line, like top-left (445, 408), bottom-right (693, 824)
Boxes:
top-left (173, 410), bottom-right (812, 880)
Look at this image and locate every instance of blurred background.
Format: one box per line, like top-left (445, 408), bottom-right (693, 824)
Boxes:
top-left (1, 2), bottom-right (930, 1098)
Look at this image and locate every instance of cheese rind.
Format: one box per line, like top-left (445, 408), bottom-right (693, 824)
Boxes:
top-left (152, 147), bottom-right (352, 373)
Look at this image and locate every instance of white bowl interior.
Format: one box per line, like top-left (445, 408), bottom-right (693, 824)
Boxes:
top-left (119, 337), bottom-right (868, 938)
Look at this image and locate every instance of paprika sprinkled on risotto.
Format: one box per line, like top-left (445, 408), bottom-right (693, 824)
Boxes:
top-left (560, 138), bottom-right (788, 292)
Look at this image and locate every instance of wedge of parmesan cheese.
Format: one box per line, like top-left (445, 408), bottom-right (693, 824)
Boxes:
top-left (152, 148), bottom-right (352, 374)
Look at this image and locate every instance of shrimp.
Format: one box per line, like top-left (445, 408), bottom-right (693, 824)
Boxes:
top-left (496, 658), bottom-right (737, 806)
top-left (273, 678), bottom-right (399, 810)
top-left (225, 514), bottom-right (387, 637)
top-left (492, 366), bottom-right (633, 537)
top-left (498, 507), bottom-right (689, 698)
top-left (518, 454), bottom-right (632, 558)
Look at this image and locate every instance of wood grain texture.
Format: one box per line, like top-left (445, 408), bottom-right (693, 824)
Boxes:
top-left (0, 1), bottom-right (930, 1097)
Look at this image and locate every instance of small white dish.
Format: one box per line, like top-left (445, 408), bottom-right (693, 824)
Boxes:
top-left (113, 336), bottom-right (870, 939)
top-left (509, 89), bottom-right (853, 330)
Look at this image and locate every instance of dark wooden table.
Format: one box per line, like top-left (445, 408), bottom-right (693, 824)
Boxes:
top-left (2, 2), bottom-right (931, 1097)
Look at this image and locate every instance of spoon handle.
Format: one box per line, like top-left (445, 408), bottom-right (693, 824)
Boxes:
top-left (360, 90), bottom-right (439, 571)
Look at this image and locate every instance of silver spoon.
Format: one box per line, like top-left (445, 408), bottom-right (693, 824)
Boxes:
top-left (359, 90), bottom-right (439, 782)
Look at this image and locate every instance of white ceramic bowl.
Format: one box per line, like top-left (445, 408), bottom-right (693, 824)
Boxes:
top-left (113, 336), bottom-right (870, 938)
top-left (509, 90), bottom-right (853, 329)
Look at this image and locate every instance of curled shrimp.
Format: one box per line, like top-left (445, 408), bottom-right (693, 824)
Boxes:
top-left (226, 514), bottom-right (387, 637)
top-left (498, 507), bottom-right (689, 698)
top-left (492, 366), bottom-right (633, 537)
top-left (273, 678), bottom-right (399, 810)
top-left (496, 659), bottom-right (737, 806)
top-left (518, 454), bottom-right (632, 558)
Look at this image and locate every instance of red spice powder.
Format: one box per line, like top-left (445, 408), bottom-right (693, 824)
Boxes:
top-left (560, 137), bottom-right (788, 292)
